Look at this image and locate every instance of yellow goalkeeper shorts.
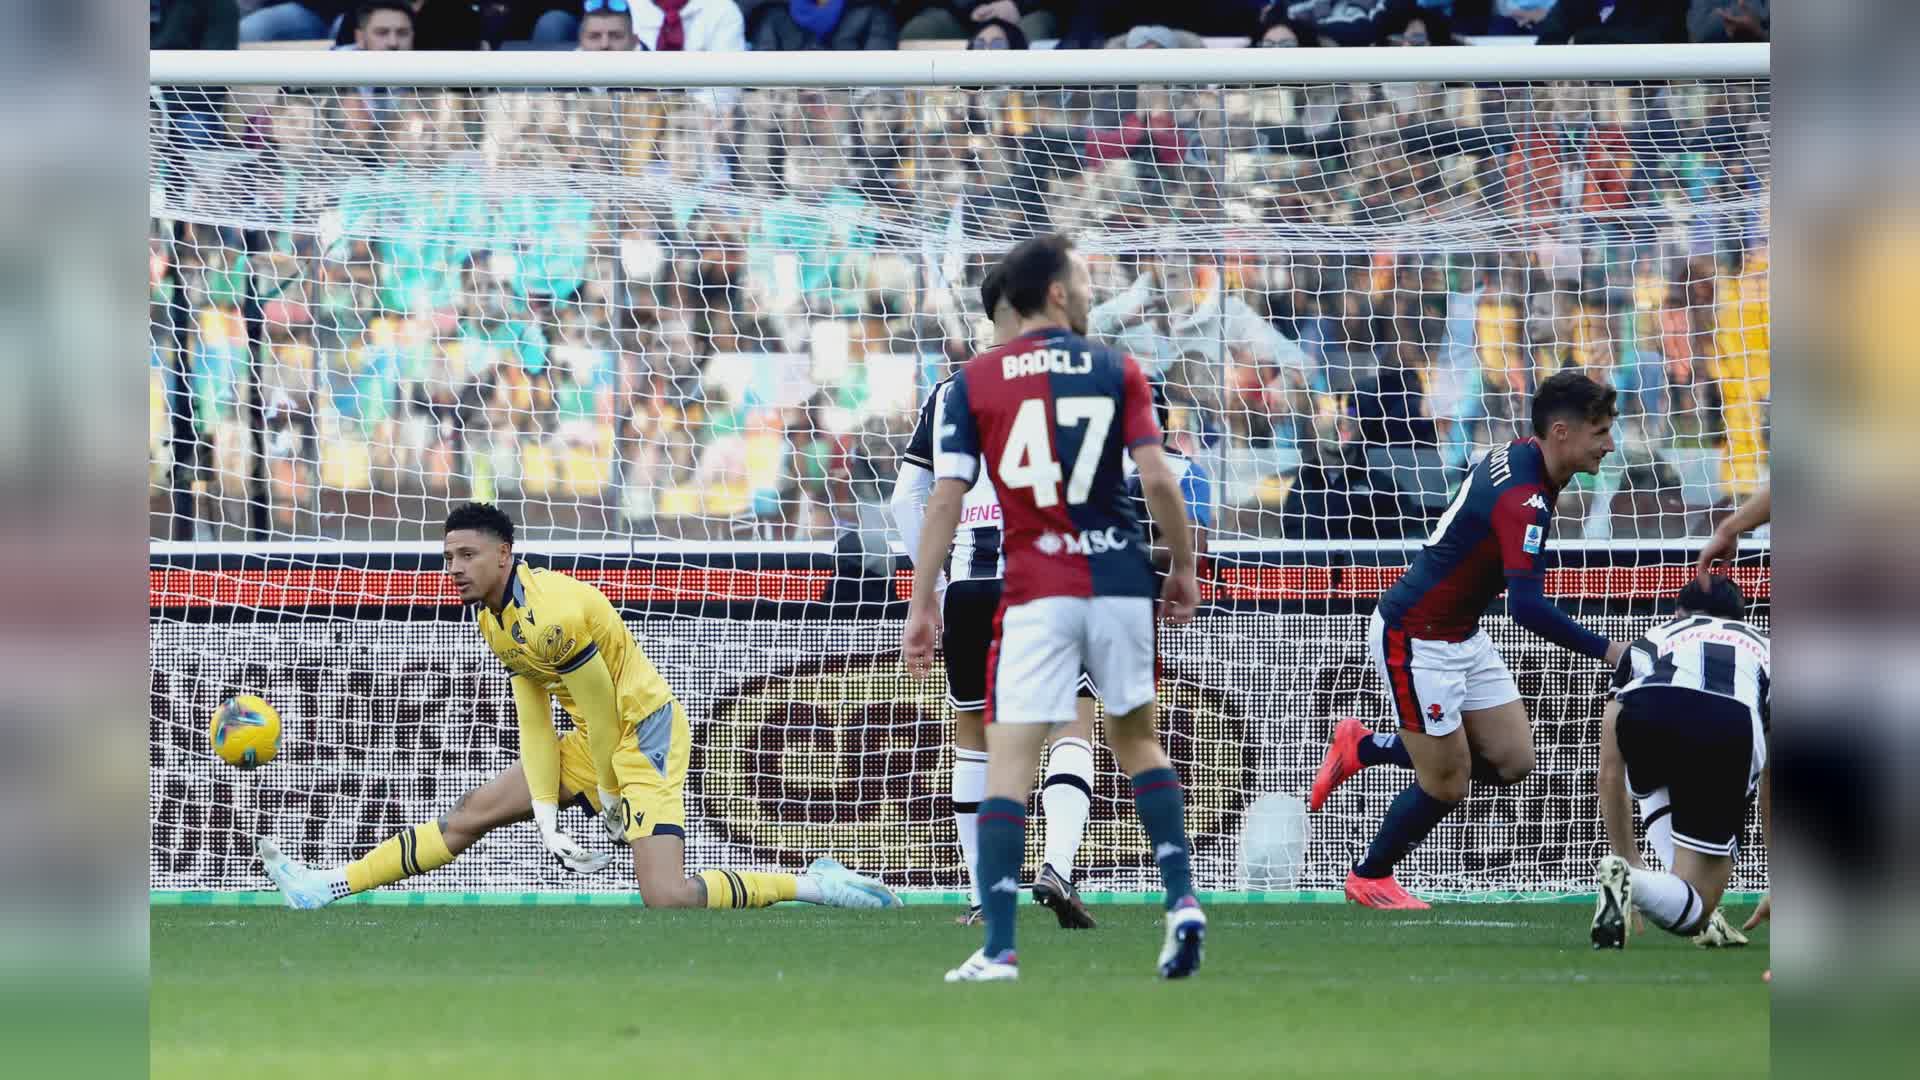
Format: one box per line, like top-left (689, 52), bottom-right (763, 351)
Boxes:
top-left (559, 698), bottom-right (690, 841)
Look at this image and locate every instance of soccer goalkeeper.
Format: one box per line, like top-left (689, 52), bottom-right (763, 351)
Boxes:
top-left (256, 502), bottom-right (901, 912)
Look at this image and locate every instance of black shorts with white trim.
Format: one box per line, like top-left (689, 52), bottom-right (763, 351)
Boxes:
top-left (941, 579), bottom-right (1097, 712)
top-left (1615, 685), bottom-right (1760, 857)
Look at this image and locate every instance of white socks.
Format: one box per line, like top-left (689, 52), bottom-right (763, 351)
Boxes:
top-left (953, 747), bottom-right (989, 907)
top-left (794, 875), bottom-right (824, 904)
top-left (1633, 867), bottom-right (1706, 935)
top-left (1638, 789), bottom-right (1676, 868)
top-left (1041, 737), bottom-right (1095, 882)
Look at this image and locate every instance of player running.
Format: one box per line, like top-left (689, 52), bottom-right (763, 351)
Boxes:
top-left (1309, 372), bottom-right (1627, 909)
top-left (1592, 574), bottom-right (1770, 949)
top-left (255, 503), bottom-right (900, 913)
top-left (902, 232), bottom-right (1204, 981)
top-left (891, 259), bottom-right (1101, 931)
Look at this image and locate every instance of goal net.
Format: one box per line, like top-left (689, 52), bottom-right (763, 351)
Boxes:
top-left (149, 48), bottom-right (1771, 899)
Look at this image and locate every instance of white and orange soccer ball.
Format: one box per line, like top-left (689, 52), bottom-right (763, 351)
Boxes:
top-left (210, 695), bottom-right (281, 769)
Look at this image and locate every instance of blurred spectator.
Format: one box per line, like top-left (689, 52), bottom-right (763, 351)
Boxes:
top-left (1532, 0), bottom-right (1687, 45)
top-left (1354, 341), bottom-right (1437, 447)
top-left (154, 0), bottom-right (241, 48)
top-left (628, 0), bottom-right (747, 51)
top-left (1485, 0), bottom-right (1555, 34)
top-left (336, 1), bottom-right (415, 49)
top-left (901, 3), bottom-right (1058, 45)
top-left (968, 15), bottom-right (1028, 49)
top-left (1275, 1), bottom-right (1401, 47)
top-left (1281, 393), bottom-right (1400, 540)
top-left (330, 0), bottom-right (490, 49)
top-left (1689, 0), bottom-right (1768, 43)
top-left (1249, 6), bottom-right (1319, 46)
top-left (577, 0), bottom-right (641, 47)
top-left (743, 1), bottom-right (898, 50)
top-left (508, 3), bottom-right (638, 46)
top-left (1383, 3), bottom-right (1457, 45)
top-left (1122, 24), bottom-right (1194, 49)
top-left (239, 1), bottom-right (352, 43)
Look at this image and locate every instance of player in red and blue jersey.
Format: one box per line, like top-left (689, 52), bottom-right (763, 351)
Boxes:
top-left (1309, 372), bottom-right (1629, 909)
top-left (901, 233), bottom-right (1205, 981)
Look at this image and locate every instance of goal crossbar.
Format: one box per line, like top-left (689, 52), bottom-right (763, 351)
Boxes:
top-left (150, 43), bottom-right (1770, 89)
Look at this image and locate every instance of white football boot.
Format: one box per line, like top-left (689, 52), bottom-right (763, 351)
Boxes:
top-left (1158, 896), bottom-right (1207, 978)
top-left (806, 857), bottom-right (903, 909)
top-left (257, 837), bottom-right (342, 910)
top-left (944, 947), bottom-right (1019, 983)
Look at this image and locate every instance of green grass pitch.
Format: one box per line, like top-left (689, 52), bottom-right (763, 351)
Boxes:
top-left (151, 901), bottom-right (1769, 1079)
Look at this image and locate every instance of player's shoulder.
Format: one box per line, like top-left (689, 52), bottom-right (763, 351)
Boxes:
top-left (520, 565), bottom-right (603, 621)
top-left (1479, 440), bottom-right (1551, 510)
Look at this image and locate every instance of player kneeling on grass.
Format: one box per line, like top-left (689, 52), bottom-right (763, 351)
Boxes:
top-left (256, 503), bottom-right (900, 913)
top-left (1592, 574), bottom-right (1770, 949)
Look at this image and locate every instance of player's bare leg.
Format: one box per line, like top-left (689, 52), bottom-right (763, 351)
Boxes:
top-left (1315, 698), bottom-right (1532, 811)
top-left (257, 762), bottom-right (564, 909)
top-left (439, 762), bottom-right (540, 853)
top-left (1034, 695), bottom-right (1098, 930)
top-left (1461, 699), bottom-right (1534, 788)
top-left (1107, 701), bottom-right (1205, 978)
top-left (951, 707), bottom-right (988, 926)
top-left (1345, 725), bottom-right (1470, 911)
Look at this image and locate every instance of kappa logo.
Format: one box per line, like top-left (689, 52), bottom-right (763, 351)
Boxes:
top-left (1523, 493), bottom-right (1548, 512)
top-left (1155, 842), bottom-right (1185, 862)
top-left (991, 876), bottom-right (1021, 895)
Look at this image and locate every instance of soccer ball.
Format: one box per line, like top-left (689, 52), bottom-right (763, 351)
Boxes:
top-left (210, 695), bottom-right (281, 769)
top-left (1238, 792), bottom-right (1307, 890)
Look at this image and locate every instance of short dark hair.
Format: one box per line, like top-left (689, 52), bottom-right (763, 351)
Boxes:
top-left (1531, 371), bottom-right (1618, 435)
top-left (357, 1), bottom-right (414, 30)
top-left (980, 259), bottom-right (1007, 318)
top-left (1252, 9), bottom-right (1321, 47)
top-left (1677, 573), bottom-right (1746, 620)
top-left (999, 232), bottom-right (1077, 318)
top-left (444, 502), bottom-right (515, 546)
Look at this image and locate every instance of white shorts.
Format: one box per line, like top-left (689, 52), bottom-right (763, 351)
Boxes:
top-left (989, 596), bottom-right (1155, 725)
top-left (1368, 609), bottom-right (1520, 738)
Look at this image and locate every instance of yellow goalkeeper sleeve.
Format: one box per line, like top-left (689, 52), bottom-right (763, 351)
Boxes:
top-left (558, 650), bottom-right (623, 797)
top-left (512, 674), bottom-right (561, 806)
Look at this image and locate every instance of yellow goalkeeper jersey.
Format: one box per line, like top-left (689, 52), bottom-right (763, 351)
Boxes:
top-left (476, 561), bottom-right (677, 802)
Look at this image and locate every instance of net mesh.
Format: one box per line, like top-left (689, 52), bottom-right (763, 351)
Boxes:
top-left (148, 73), bottom-right (1771, 896)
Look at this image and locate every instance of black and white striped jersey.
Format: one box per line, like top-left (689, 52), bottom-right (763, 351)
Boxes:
top-left (902, 376), bottom-right (1005, 583)
top-left (1611, 615), bottom-right (1771, 731)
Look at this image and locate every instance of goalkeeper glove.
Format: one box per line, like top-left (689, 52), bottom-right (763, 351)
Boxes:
top-left (531, 800), bottom-right (611, 875)
top-left (599, 788), bottom-right (630, 846)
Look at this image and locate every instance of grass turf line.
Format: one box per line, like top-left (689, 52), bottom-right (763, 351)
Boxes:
top-left (152, 904), bottom-right (1768, 1080)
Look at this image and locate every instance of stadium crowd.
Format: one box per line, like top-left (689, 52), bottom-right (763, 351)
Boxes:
top-left (150, 1), bottom-right (1771, 543)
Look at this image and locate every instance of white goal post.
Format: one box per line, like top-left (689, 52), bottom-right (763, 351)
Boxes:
top-left (148, 43), bottom-right (1770, 901)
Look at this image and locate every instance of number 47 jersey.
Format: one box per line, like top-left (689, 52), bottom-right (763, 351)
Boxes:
top-left (934, 328), bottom-right (1163, 606)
